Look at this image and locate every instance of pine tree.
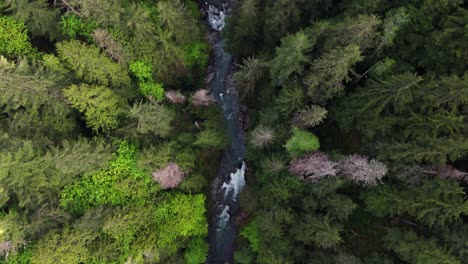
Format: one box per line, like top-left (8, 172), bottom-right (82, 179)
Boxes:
top-left (292, 215), bottom-right (343, 249)
top-left (0, 139), bottom-right (112, 210)
top-left (250, 126), bottom-right (275, 149)
top-left (56, 40), bottom-right (131, 87)
top-left (128, 101), bottom-right (174, 137)
top-left (263, 0), bottom-right (304, 47)
top-left (363, 179), bottom-right (468, 228)
top-left (305, 44), bottom-right (363, 103)
top-left (0, 57), bottom-right (75, 139)
top-left (292, 105), bottom-right (328, 128)
top-left (4, 0), bottom-right (61, 40)
top-left (234, 56), bottom-right (267, 99)
top-left (384, 228), bottom-right (460, 264)
top-left (274, 85), bottom-right (305, 115)
top-left (270, 31), bottom-right (314, 85)
top-left (224, 0), bottom-right (261, 56)
top-left (63, 84), bottom-right (126, 132)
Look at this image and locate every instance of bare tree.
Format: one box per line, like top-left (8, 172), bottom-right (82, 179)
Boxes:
top-left (289, 152), bottom-right (337, 182)
top-left (165, 90), bottom-right (186, 104)
top-left (338, 154), bottom-right (387, 186)
top-left (152, 162), bottom-right (185, 189)
top-left (191, 89), bottom-right (216, 106)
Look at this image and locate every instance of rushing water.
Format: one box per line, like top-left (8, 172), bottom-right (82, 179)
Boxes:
top-left (204, 1), bottom-right (247, 263)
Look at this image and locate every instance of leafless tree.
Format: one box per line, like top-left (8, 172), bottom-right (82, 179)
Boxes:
top-left (152, 162), bottom-right (185, 189)
top-left (338, 154), bottom-right (387, 186)
top-left (191, 89), bottom-right (216, 106)
top-left (289, 152), bottom-right (337, 182)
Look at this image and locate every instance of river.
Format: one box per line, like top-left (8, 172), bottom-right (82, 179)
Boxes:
top-left (203, 1), bottom-right (247, 263)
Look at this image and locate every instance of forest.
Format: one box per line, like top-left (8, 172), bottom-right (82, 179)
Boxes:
top-left (0, 0), bottom-right (467, 263)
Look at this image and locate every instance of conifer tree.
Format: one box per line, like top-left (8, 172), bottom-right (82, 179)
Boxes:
top-left (305, 44), bottom-right (363, 103)
top-left (56, 40), bottom-right (131, 87)
top-left (63, 84), bottom-right (126, 132)
top-left (270, 31), bottom-right (314, 85)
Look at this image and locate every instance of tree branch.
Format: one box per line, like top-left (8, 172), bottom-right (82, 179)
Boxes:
top-left (55, 0), bottom-right (82, 17)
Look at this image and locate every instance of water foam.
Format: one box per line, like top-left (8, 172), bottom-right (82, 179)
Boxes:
top-left (222, 161), bottom-right (246, 201)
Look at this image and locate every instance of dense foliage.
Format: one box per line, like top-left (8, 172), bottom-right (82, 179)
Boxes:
top-left (228, 0), bottom-right (468, 263)
top-left (0, 0), bottom-right (467, 263)
top-left (0, 0), bottom-right (217, 263)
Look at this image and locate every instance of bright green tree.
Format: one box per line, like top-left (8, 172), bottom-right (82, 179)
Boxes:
top-left (64, 84), bottom-right (126, 132)
top-left (56, 40), bottom-right (130, 87)
top-left (31, 228), bottom-right (97, 264)
top-left (0, 16), bottom-right (33, 57)
top-left (284, 127), bottom-right (320, 158)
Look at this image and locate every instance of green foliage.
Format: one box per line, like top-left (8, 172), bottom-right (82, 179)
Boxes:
top-left (56, 40), bottom-right (131, 87)
top-left (0, 138), bottom-right (111, 210)
top-left (139, 81), bottom-right (165, 100)
top-left (60, 141), bottom-right (158, 214)
top-left (284, 127), bottom-right (320, 158)
top-left (0, 58), bottom-right (75, 139)
top-left (182, 41), bottom-right (209, 69)
top-left (332, 73), bottom-right (468, 165)
top-left (4, 0), bottom-right (60, 40)
top-left (384, 228), bottom-right (460, 264)
top-left (274, 85), bottom-right (306, 116)
top-left (241, 221), bottom-right (260, 252)
top-left (270, 31), bottom-right (314, 85)
top-left (128, 101), bottom-right (174, 137)
top-left (153, 193), bottom-right (207, 248)
top-left (59, 14), bottom-right (96, 40)
top-left (31, 228), bottom-right (97, 264)
top-left (184, 237), bottom-right (209, 264)
top-left (224, 0), bottom-right (261, 56)
top-left (292, 215), bottom-right (343, 249)
top-left (129, 60), bottom-right (152, 82)
top-left (194, 128), bottom-right (227, 150)
top-left (363, 179), bottom-right (468, 228)
top-left (305, 44), bottom-right (363, 103)
top-left (64, 84), bottom-right (126, 133)
top-left (138, 141), bottom-right (196, 174)
top-left (234, 56), bottom-right (267, 99)
top-left (0, 16), bottom-right (32, 57)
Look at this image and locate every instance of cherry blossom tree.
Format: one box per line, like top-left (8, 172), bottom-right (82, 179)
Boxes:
top-left (338, 154), bottom-right (387, 186)
top-left (152, 162), bottom-right (185, 189)
top-left (289, 152), bottom-right (337, 182)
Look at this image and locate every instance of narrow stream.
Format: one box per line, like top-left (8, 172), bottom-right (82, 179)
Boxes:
top-left (203, 1), bottom-right (247, 263)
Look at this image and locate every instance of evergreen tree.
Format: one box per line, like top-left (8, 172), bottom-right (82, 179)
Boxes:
top-left (384, 228), bottom-right (460, 264)
top-left (270, 31), bottom-right (314, 86)
top-left (127, 101), bottom-right (174, 137)
top-left (56, 40), bottom-right (131, 87)
top-left (363, 179), bottom-right (468, 228)
top-left (305, 44), bottom-right (363, 103)
top-left (234, 56), bottom-right (267, 99)
top-left (224, 0), bottom-right (261, 57)
top-left (4, 0), bottom-right (61, 40)
top-left (63, 84), bottom-right (126, 133)
top-left (0, 16), bottom-right (33, 57)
